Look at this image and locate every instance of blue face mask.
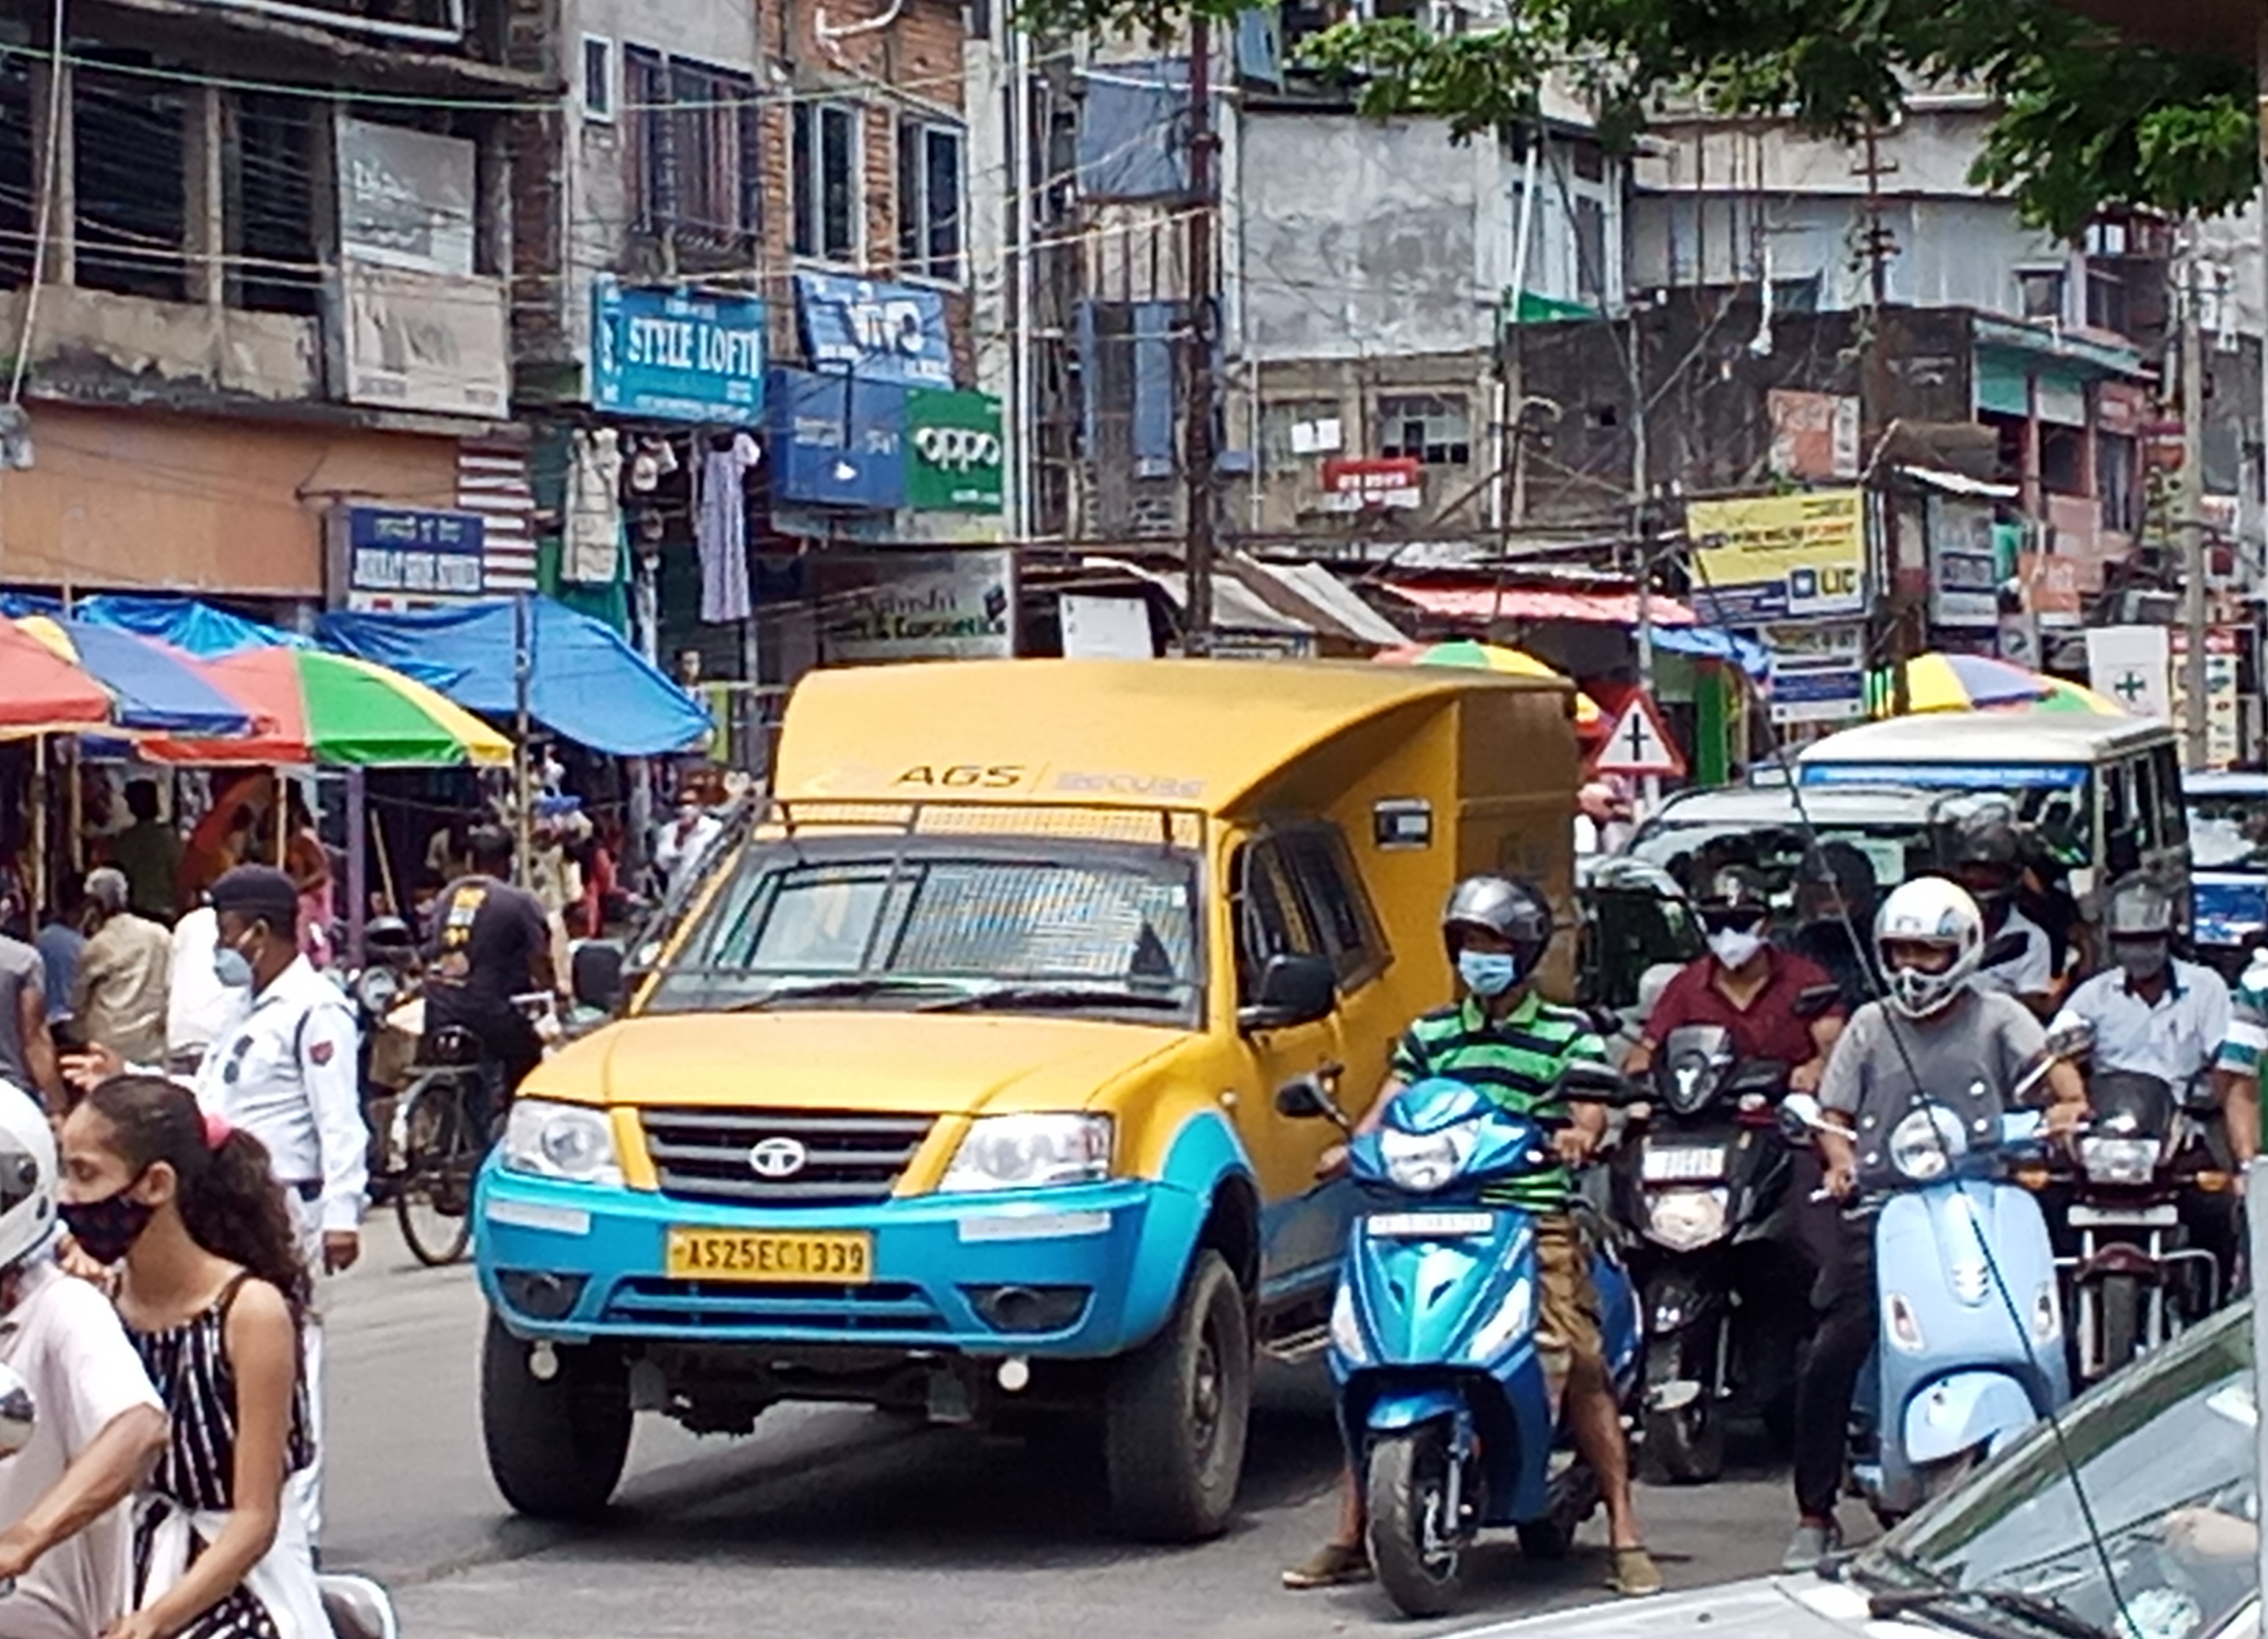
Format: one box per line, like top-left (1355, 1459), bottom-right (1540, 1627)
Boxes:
top-left (1457, 949), bottom-right (1520, 998)
top-left (212, 936), bottom-right (256, 990)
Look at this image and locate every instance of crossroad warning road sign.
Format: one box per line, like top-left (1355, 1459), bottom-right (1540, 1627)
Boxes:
top-left (1592, 692), bottom-right (1686, 777)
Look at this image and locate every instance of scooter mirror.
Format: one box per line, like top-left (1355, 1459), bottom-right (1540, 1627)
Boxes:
top-left (1780, 1091), bottom-right (1828, 1133)
top-left (1559, 1060), bottom-right (1633, 1104)
top-left (0, 1363), bottom-right (37, 1458)
top-left (1793, 983), bottom-right (1843, 1020)
top-left (2043, 1018), bottom-right (2095, 1062)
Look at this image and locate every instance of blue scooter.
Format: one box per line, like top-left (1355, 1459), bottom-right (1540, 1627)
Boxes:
top-left (1783, 1037), bottom-right (2079, 1522)
top-left (1279, 1065), bottom-right (1641, 1617)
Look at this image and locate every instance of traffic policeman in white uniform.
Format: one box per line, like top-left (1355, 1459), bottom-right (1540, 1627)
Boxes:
top-left (65, 865), bottom-right (365, 1551)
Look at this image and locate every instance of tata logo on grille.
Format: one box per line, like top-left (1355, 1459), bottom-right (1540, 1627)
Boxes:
top-left (747, 1137), bottom-right (809, 1179)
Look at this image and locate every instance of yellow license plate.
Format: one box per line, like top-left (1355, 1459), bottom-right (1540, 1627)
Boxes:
top-left (664, 1229), bottom-right (874, 1284)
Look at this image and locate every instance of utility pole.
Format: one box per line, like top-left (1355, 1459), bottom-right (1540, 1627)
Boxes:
top-left (2178, 236), bottom-right (2211, 770)
top-left (1853, 123), bottom-right (1909, 713)
top-left (1181, 17), bottom-right (1218, 655)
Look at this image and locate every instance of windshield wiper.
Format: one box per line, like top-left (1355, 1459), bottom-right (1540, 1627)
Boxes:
top-left (721, 977), bottom-right (960, 1012)
top-left (919, 983), bottom-right (1185, 1013)
top-left (1860, 1550), bottom-right (2117, 1639)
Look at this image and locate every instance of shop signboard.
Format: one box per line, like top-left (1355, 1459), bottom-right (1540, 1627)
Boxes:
top-left (1320, 457), bottom-right (1422, 511)
top-left (590, 280), bottom-right (768, 423)
top-left (1762, 620), bottom-right (1868, 726)
top-left (1766, 390), bottom-right (1860, 481)
top-left (1686, 489), bottom-right (1867, 624)
top-left (1927, 494), bottom-right (2001, 627)
top-left (327, 504), bottom-right (486, 610)
top-left (2171, 626), bottom-right (2244, 769)
top-left (767, 368), bottom-right (908, 511)
top-left (822, 550), bottom-right (1015, 663)
top-left (336, 117), bottom-right (476, 276)
top-left (906, 388), bottom-right (1005, 513)
top-left (331, 261), bottom-right (510, 419)
top-left (2086, 624), bottom-right (2172, 718)
top-left (793, 272), bottom-right (953, 391)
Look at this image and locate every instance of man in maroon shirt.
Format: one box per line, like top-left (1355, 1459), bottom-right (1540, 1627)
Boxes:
top-left (1626, 866), bottom-right (1845, 1089)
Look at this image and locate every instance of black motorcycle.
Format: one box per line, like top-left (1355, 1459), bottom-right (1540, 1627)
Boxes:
top-left (2063, 1067), bottom-right (2230, 1383)
top-left (1611, 1020), bottom-right (1820, 1482)
top-left (349, 916), bottom-right (422, 1206)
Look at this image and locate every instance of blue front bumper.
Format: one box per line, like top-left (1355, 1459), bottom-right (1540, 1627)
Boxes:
top-left (474, 1162), bottom-right (1205, 1359)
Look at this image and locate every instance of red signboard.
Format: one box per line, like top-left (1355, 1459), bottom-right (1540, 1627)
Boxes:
top-left (1321, 457), bottom-right (1423, 511)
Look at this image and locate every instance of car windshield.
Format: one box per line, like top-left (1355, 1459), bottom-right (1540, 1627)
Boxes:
top-left (2190, 792), bottom-right (2268, 872)
top-left (1628, 820), bottom-right (1930, 919)
top-left (1866, 1304), bottom-right (2256, 1639)
top-left (640, 840), bottom-right (1205, 1024)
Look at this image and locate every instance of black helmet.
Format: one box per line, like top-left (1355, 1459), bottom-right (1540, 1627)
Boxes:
top-left (1799, 841), bottom-right (1876, 918)
top-left (1442, 875), bottom-right (1552, 967)
top-left (1942, 800), bottom-right (2022, 871)
top-left (1694, 864), bottom-right (1771, 933)
top-left (2104, 875), bottom-right (2177, 941)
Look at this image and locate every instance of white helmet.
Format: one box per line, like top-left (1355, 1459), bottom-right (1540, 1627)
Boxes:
top-left (0, 1088), bottom-right (55, 1273)
top-left (1873, 877), bottom-right (1985, 1019)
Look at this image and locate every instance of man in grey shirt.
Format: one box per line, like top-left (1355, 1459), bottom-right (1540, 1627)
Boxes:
top-left (0, 932), bottom-right (59, 1112)
top-left (1785, 876), bottom-right (2087, 1574)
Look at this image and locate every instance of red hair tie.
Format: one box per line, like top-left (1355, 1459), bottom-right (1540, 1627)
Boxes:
top-left (202, 1110), bottom-right (233, 1152)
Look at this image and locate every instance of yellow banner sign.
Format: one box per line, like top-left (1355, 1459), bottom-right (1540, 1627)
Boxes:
top-left (1685, 489), bottom-right (1868, 623)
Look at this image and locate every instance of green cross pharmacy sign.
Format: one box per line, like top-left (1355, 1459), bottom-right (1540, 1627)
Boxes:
top-left (906, 388), bottom-right (1005, 514)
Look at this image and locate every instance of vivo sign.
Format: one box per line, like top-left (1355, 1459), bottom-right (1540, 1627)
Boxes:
top-left (792, 272), bottom-right (953, 391)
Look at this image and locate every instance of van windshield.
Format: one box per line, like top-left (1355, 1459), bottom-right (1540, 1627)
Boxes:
top-left (640, 839), bottom-right (1205, 1025)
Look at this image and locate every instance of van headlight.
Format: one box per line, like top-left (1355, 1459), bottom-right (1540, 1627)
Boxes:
top-left (1645, 1188), bottom-right (1729, 1251)
top-left (941, 1114), bottom-right (1113, 1193)
top-left (2080, 1135), bottom-right (2160, 1186)
top-left (1379, 1124), bottom-right (1479, 1193)
top-left (502, 1099), bottom-right (624, 1187)
top-left (1890, 1107), bottom-right (1968, 1182)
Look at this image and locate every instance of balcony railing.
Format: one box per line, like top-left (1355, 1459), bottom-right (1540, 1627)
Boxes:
top-left (173, 0), bottom-right (466, 46)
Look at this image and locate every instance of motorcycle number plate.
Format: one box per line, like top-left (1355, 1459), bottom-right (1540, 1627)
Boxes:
top-left (1642, 1143), bottom-right (1727, 1183)
top-left (1365, 1212), bottom-right (1496, 1239)
top-left (2067, 1203), bottom-right (2178, 1228)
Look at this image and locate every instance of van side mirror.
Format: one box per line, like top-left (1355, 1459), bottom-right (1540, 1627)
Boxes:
top-left (572, 939), bottom-right (627, 1013)
top-left (1239, 952), bottom-right (1337, 1032)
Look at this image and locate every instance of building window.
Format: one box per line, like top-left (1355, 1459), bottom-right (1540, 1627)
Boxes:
top-left (581, 35), bottom-right (615, 123)
top-left (2018, 267), bottom-right (2066, 322)
top-left (2098, 432), bottom-right (2138, 534)
top-left (1260, 397), bottom-right (1343, 469)
top-left (73, 58), bottom-right (188, 303)
top-left (896, 120), bottom-right (964, 282)
top-left (225, 93), bottom-right (319, 315)
top-left (1574, 195), bottom-right (1608, 308)
top-left (1377, 393), bottom-right (1470, 466)
top-left (624, 49), bottom-right (759, 257)
top-left (2040, 424), bottom-right (2087, 496)
top-left (2085, 265), bottom-right (2128, 335)
top-left (792, 103), bottom-right (862, 264)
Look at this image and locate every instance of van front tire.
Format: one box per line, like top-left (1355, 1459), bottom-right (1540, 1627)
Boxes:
top-left (480, 1314), bottom-right (632, 1521)
top-left (1104, 1249), bottom-right (1252, 1542)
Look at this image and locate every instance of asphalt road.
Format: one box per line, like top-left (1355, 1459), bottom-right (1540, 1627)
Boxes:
top-left (321, 1225), bottom-right (1803, 1639)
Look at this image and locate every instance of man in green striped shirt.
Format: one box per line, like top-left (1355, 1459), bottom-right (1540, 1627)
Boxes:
top-left (1282, 875), bottom-right (1658, 1598)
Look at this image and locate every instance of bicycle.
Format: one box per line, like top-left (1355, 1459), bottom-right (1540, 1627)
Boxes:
top-left (393, 992), bottom-right (560, 1267)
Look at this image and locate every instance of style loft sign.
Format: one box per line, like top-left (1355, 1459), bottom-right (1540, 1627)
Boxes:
top-left (590, 279), bottom-right (768, 423)
top-left (905, 388), bottom-right (1004, 513)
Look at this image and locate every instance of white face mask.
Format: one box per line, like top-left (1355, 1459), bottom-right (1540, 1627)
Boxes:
top-left (1708, 927), bottom-right (1765, 971)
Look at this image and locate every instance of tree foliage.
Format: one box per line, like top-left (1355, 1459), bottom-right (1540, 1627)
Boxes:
top-left (1019, 0), bottom-right (2258, 239)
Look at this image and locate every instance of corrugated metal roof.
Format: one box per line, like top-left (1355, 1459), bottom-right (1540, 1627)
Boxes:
top-left (1385, 584), bottom-right (1698, 626)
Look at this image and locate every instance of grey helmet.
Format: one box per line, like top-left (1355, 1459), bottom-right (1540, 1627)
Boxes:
top-left (1442, 875), bottom-right (1553, 969)
top-left (2104, 875), bottom-right (2178, 941)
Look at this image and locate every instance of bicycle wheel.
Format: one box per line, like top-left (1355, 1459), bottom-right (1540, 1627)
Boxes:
top-left (395, 1074), bottom-right (479, 1267)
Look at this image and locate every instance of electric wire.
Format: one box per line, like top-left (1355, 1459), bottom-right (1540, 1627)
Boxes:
top-left (1679, 544), bottom-right (2136, 1637)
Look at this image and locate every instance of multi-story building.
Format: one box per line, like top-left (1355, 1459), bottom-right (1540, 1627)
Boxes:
top-left (0, 0), bottom-right (538, 618)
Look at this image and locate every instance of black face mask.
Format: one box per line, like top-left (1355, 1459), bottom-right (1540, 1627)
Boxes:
top-left (59, 1181), bottom-right (155, 1265)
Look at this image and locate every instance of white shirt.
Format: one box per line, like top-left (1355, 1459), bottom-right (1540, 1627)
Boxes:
top-left (2055, 958), bottom-right (2233, 1092)
top-left (165, 908), bottom-right (232, 1059)
top-left (191, 956), bottom-right (369, 1234)
top-left (0, 1261), bottom-right (163, 1639)
top-left (653, 813), bottom-right (722, 889)
top-left (1973, 906), bottom-right (2055, 999)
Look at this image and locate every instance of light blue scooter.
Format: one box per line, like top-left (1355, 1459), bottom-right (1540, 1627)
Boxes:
top-left (1785, 1054), bottom-right (2075, 1522)
top-left (1280, 1068), bottom-right (1641, 1617)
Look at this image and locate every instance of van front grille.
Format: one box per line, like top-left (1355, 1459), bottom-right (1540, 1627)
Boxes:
top-left (639, 1108), bottom-right (933, 1206)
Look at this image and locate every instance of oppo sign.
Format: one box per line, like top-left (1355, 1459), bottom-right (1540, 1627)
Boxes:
top-left (914, 426), bottom-right (1003, 472)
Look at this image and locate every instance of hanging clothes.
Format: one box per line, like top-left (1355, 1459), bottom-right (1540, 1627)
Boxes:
top-left (563, 428), bottom-right (625, 585)
top-left (696, 432), bottom-right (762, 624)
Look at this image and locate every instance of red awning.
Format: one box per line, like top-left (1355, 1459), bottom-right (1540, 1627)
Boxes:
top-left (1385, 585), bottom-right (1697, 626)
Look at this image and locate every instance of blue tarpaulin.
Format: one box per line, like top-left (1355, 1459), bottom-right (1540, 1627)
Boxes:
top-left (319, 598), bottom-right (711, 757)
top-left (71, 595), bottom-right (308, 659)
top-left (1651, 625), bottom-right (1772, 679)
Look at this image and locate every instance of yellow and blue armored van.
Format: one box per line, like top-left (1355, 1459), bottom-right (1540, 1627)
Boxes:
top-left (474, 658), bottom-right (1578, 1540)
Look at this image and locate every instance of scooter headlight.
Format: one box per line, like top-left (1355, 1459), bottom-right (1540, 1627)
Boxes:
top-left (1886, 1292), bottom-right (1926, 1353)
top-left (1889, 1106), bottom-right (1968, 1182)
top-left (2031, 1280), bottom-right (2062, 1344)
top-left (1329, 1282), bottom-right (1368, 1364)
top-left (2079, 1135), bottom-right (2159, 1186)
top-left (1379, 1123), bottom-right (1480, 1193)
top-left (1644, 1187), bottom-right (1729, 1252)
top-left (1465, 1276), bottom-right (1535, 1362)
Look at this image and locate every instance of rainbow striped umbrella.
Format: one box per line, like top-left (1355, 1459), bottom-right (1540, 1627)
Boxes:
top-left (1378, 640), bottom-right (1606, 729)
top-left (0, 620), bottom-right (118, 734)
top-left (13, 615), bottom-right (253, 736)
top-left (1868, 653), bottom-right (2126, 718)
top-left (145, 647), bottom-right (511, 767)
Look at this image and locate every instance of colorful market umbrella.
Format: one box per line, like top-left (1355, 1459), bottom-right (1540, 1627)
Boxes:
top-left (0, 620), bottom-right (117, 733)
top-left (146, 648), bottom-right (513, 767)
top-left (1868, 652), bottom-right (2058, 716)
top-left (2018, 675), bottom-right (2127, 716)
top-left (13, 615), bottom-right (254, 736)
top-left (1378, 640), bottom-right (1606, 730)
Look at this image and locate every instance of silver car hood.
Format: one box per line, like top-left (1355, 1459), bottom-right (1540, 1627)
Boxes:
top-left (1448, 1575), bottom-right (1876, 1639)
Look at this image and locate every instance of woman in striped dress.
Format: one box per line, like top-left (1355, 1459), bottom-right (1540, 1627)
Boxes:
top-left (57, 1074), bottom-right (325, 1639)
